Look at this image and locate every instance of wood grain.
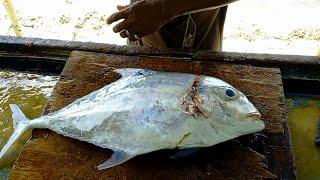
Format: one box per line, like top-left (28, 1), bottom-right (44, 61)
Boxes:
top-left (10, 50), bottom-right (291, 179)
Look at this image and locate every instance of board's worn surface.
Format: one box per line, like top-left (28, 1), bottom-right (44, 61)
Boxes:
top-left (10, 50), bottom-right (294, 179)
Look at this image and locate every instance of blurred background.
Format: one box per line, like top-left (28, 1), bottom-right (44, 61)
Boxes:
top-left (1, 0), bottom-right (319, 55)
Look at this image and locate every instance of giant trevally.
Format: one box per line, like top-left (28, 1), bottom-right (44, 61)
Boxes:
top-left (0, 68), bottom-right (264, 170)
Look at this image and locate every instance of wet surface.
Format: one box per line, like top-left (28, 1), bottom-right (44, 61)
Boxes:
top-left (0, 70), bottom-right (58, 179)
top-left (286, 96), bottom-right (320, 179)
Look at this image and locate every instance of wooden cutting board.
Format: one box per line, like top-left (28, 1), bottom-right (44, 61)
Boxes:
top-left (9, 50), bottom-right (295, 179)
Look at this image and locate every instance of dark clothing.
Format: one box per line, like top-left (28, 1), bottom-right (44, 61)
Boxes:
top-left (130, 1), bottom-right (228, 51)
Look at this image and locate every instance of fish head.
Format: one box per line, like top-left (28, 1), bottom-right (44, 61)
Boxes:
top-left (203, 77), bottom-right (265, 136)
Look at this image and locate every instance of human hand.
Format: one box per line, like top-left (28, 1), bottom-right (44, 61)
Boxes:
top-left (107, 0), bottom-right (175, 42)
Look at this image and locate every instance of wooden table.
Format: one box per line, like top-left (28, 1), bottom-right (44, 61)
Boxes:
top-left (9, 50), bottom-right (295, 179)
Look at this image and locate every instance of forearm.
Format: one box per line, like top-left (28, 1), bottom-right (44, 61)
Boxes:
top-left (165, 0), bottom-right (238, 17)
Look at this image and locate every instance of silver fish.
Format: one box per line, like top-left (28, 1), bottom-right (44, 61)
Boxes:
top-left (0, 68), bottom-right (264, 170)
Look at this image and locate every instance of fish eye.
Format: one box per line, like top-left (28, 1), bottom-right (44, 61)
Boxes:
top-left (226, 88), bottom-right (236, 98)
top-left (223, 88), bottom-right (239, 100)
top-left (215, 87), bottom-right (239, 100)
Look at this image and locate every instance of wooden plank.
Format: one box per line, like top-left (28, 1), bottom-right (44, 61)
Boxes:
top-left (10, 50), bottom-right (293, 179)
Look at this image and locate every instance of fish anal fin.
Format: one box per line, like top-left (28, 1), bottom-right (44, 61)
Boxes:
top-left (170, 148), bottom-right (200, 160)
top-left (96, 151), bottom-right (133, 170)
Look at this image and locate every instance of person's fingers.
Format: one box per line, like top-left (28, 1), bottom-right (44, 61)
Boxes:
top-left (117, 5), bottom-right (129, 11)
top-left (107, 10), bottom-right (128, 25)
top-left (127, 36), bottom-right (137, 42)
top-left (120, 30), bottom-right (128, 38)
top-left (127, 30), bottom-right (141, 42)
top-left (113, 20), bottom-right (131, 33)
top-left (119, 29), bottom-right (136, 41)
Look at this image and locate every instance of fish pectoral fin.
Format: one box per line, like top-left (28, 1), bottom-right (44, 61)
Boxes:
top-left (96, 150), bottom-right (134, 170)
top-left (170, 148), bottom-right (200, 160)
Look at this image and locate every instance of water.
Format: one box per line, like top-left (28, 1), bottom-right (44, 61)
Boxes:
top-left (0, 70), bottom-right (58, 179)
top-left (286, 96), bottom-right (320, 179)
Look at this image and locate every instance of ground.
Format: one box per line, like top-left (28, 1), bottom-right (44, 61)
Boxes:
top-left (0, 0), bottom-right (319, 55)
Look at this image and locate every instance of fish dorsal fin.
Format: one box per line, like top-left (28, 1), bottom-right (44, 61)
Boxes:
top-left (114, 68), bottom-right (152, 79)
top-left (96, 150), bottom-right (134, 170)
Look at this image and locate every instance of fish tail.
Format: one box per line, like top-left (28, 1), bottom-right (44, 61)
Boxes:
top-left (0, 104), bottom-right (32, 159)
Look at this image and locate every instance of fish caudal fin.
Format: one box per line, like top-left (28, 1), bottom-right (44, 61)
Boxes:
top-left (10, 104), bottom-right (29, 128)
top-left (96, 151), bottom-right (133, 170)
top-left (0, 104), bottom-right (31, 159)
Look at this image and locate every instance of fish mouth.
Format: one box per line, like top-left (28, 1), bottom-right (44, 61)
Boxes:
top-left (239, 112), bottom-right (261, 121)
top-left (246, 112), bottom-right (262, 121)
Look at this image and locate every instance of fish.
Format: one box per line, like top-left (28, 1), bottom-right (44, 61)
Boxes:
top-left (0, 68), bottom-right (265, 170)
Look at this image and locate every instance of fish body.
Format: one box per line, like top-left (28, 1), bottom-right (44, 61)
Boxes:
top-left (0, 69), bottom-right (264, 170)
